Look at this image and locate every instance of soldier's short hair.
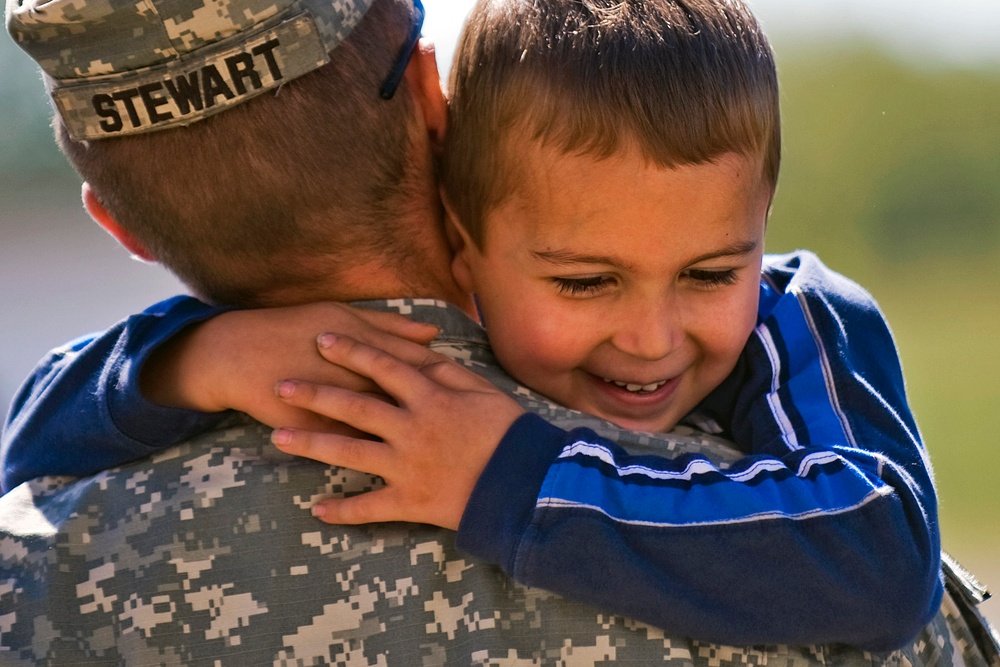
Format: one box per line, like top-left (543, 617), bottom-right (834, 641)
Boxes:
top-left (440, 0), bottom-right (781, 248)
top-left (7, 0), bottom-right (423, 305)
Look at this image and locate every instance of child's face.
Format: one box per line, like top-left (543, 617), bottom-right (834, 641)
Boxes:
top-left (452, 139), bottom-right (770, 434)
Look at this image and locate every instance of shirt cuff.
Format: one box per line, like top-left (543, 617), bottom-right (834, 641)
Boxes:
top-left (106, 295), bottom-right (236, 448)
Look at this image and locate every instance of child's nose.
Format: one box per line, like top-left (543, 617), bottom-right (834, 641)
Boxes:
top-left (611, 298), bottom-right (683, 361)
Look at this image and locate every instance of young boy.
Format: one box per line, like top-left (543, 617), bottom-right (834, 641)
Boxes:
top-left (3, 0), bottom-right (946, 651)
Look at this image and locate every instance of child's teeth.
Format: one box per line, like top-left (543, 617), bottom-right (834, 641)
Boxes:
top-left (606, 380), bottom-right (666, 393)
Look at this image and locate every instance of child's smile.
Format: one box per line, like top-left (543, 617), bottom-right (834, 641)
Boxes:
top-left (450, 139), bottom-right (772, 434)
top-left (593, 372), bottom-right (683, 417)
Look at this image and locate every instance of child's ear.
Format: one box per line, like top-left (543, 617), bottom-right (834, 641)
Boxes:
top-left (82, 182), bottom-right (156, 263)
top-left (404, 38), bottom-right (447, 148)
top-left (441, 191), bottom-right (477, 295)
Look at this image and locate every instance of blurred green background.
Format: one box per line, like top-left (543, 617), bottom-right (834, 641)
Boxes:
top-left (1, 1), bottom-right (997, 626)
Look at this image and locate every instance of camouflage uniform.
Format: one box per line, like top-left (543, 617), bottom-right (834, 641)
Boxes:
top-left (1, 300), bottom-right (997, 666)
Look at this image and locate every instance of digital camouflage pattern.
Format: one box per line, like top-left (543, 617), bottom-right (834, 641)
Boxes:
top-left (5, 0), bottom-right (374, 139)
top-left (1, 300), bottom-right (998, 666)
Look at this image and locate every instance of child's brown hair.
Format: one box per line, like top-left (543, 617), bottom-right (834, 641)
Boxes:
top-left (441, 0), bottom-right (781, 247)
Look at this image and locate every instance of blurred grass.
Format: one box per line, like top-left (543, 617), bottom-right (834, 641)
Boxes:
top-left (877, 268), bottom-right (1000, 546)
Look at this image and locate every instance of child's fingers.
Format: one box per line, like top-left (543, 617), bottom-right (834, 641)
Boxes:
top-left (274, 380), bottom-right (403, 437)
top-left (270, 427), bottom-right (392, 476)
top-left (310, 488), bottom-right (399, 525)
top-left (266, 406), bottom-right (361, 434)
top-left (324, 328), bottom-right (445, 370)
top-left (419, 358), bottom-right (498, 393)
top-left (314, 335), bottom-right (433, 404)
top-left (353, 308), bottom-right (440, 343)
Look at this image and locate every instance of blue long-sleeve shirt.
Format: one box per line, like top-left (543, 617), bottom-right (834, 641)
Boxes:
top-left (0, 251), bottom-right (942, 650)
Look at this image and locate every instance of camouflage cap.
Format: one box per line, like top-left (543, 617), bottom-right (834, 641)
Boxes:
top-left (5, 0), bottom-right (374, 140)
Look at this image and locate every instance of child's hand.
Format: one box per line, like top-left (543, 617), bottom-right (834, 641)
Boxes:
top-left (269, 334), bottom-right (526, 530)
top-left (141, 303), bottom-right (441, 432)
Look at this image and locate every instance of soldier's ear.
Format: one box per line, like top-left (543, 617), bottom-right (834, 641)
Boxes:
top-left (404, 38), bottom-right (447, 149)
top-left (82, 183), bottom-right (156, 263)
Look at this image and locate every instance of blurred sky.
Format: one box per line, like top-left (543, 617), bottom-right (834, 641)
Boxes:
top-left (423, 0), bottom-right (1000, 76)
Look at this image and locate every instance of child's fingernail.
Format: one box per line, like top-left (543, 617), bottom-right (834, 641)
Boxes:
top-left (275, 380), bottom-right (296, 398)
top-left (311, 504), bottom-right (327, 518)
top-left (271, 428), bottom-right (292, 447)
top-left (317, 333), bottom-right (337, 349)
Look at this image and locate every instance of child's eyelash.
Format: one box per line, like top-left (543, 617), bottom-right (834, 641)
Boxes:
top-left (551, 276), bottom-right (614, 295)
top-left (686, 269), bottom-right (738, 287)
top-left (552, 270), bottom-right (737, 295)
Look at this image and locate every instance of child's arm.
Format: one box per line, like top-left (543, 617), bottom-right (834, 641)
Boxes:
top-left (274, 251), bottom-right (941, 650)
top-left (0, 297), bottom-right (439, 494)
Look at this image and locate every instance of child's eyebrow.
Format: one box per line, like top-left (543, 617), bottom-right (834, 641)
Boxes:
top-left (531, 249), bottom-right (637, 271)
top-left (686, 239), bottom-right (760, 265)
top-left (532, 239), bottom-right (759, 270)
